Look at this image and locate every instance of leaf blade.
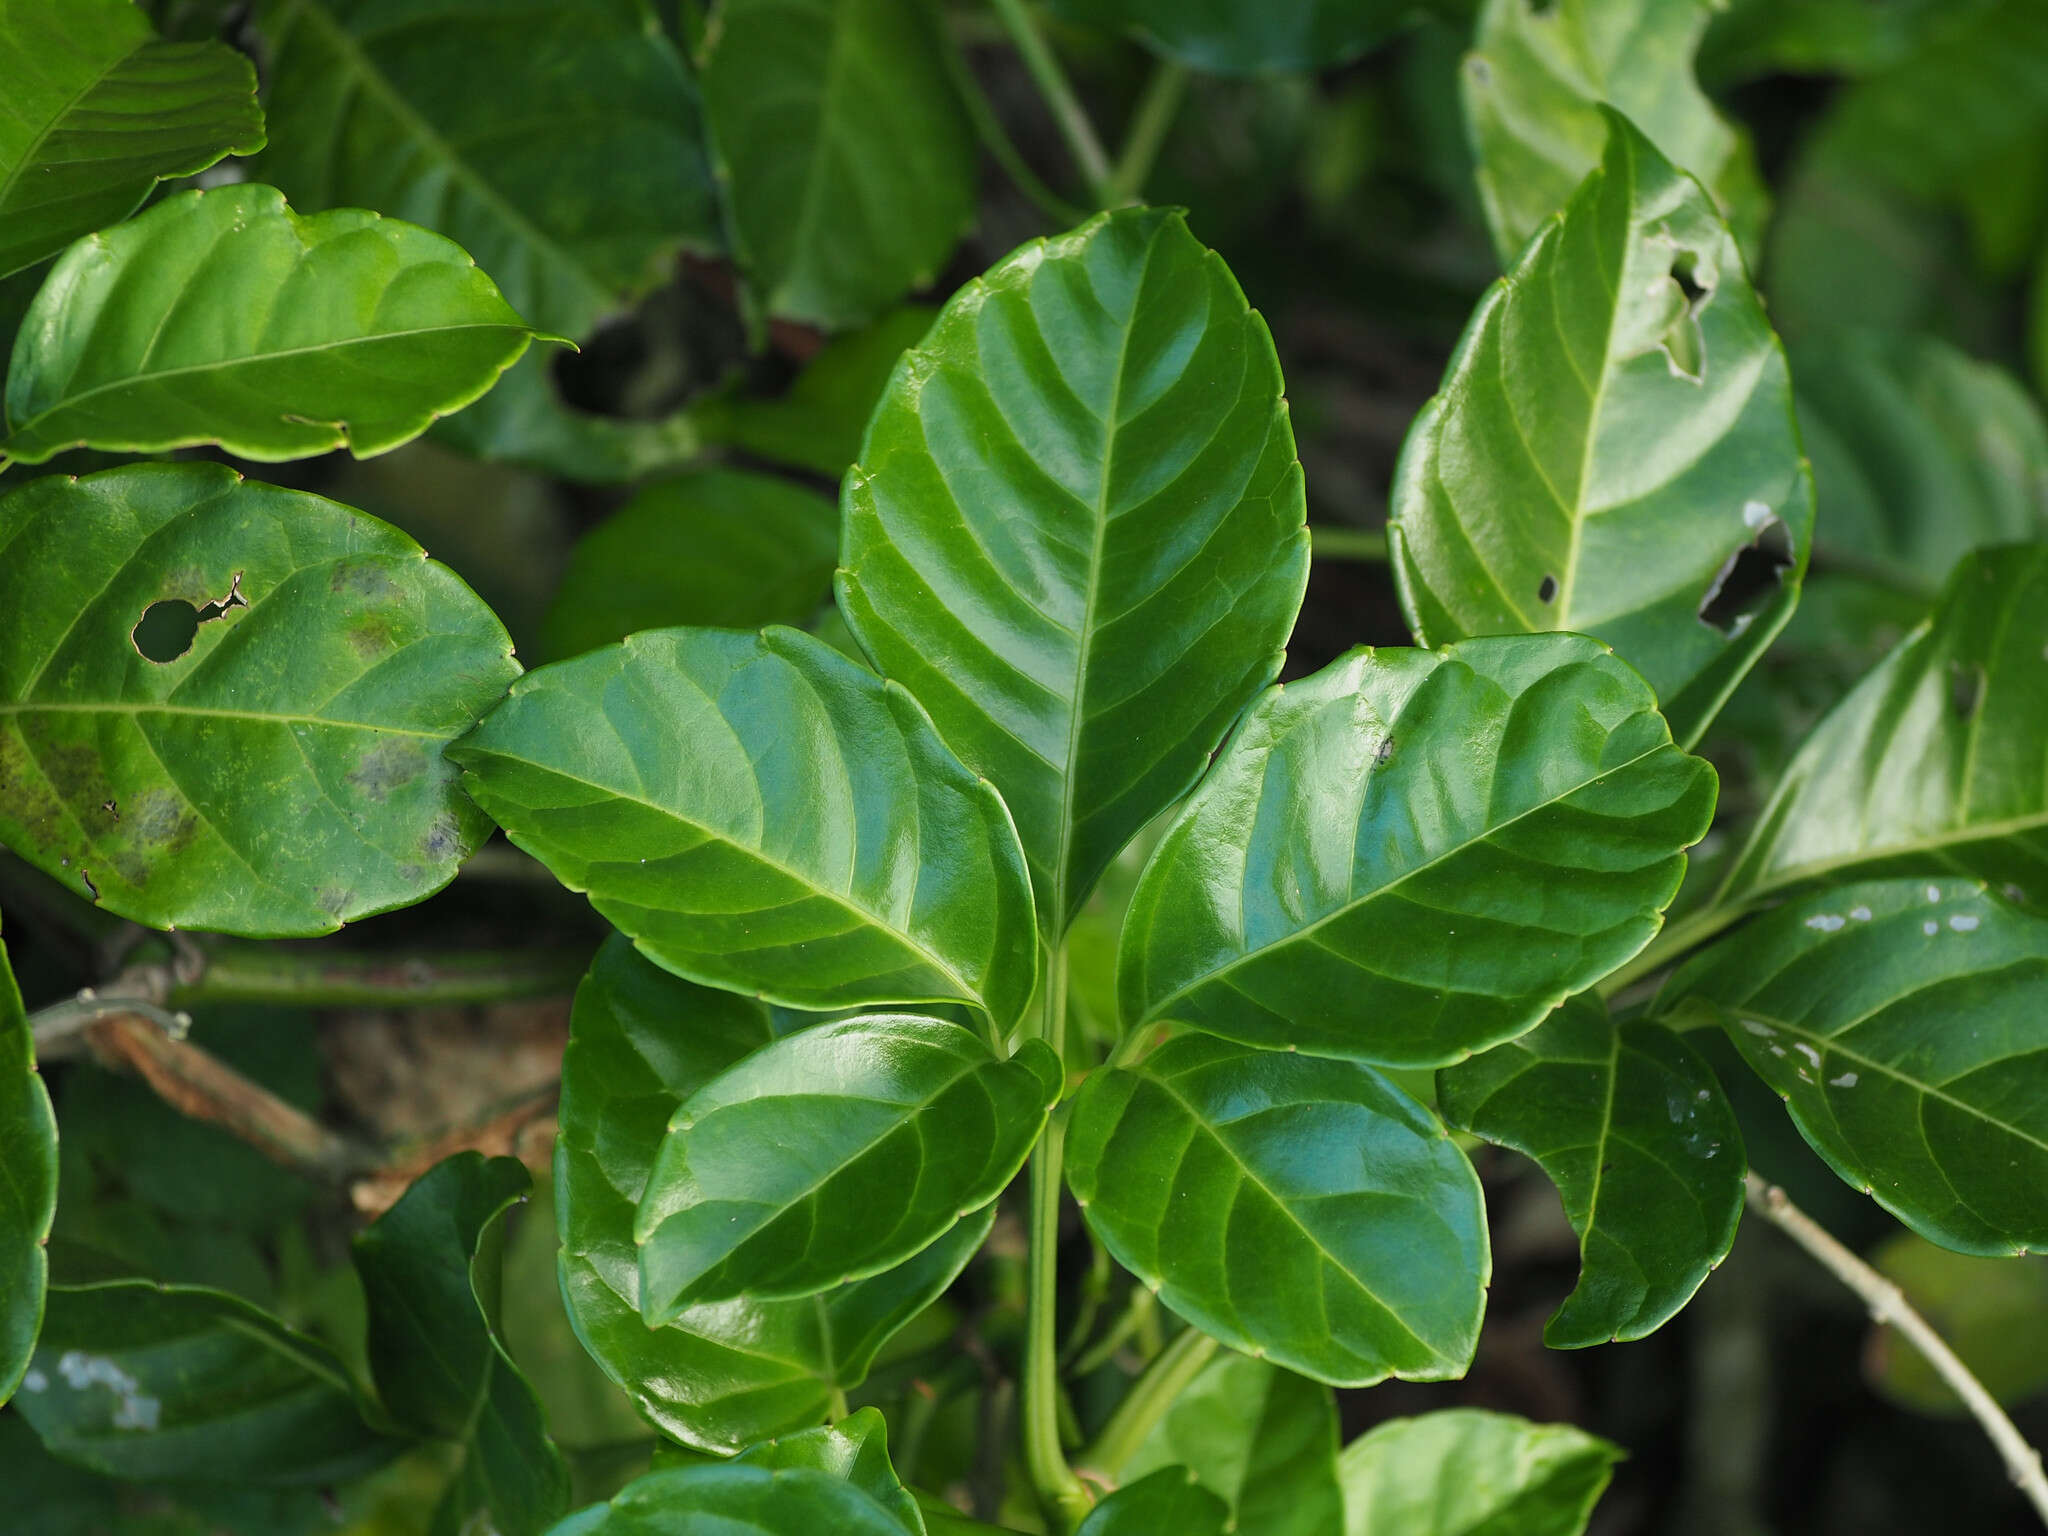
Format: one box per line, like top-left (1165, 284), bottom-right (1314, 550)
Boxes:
top-left (0, 916), bottom-right (55, 1409)
top-left (1338, 1409), bottom-right (1620, 1536)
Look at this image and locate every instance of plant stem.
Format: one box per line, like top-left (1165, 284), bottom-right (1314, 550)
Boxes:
top-left (1107, 60), bottom-right (1187, 203)
top-left (1071, 1286), bottom-right (1155, 1376)
top-left (1309, 525), bottom-right (1390, 563)
top-left (935, 0), bottom-right (1089, 226)
top-left (1597, 899), bottom-right (1750, 998)
top-left (172, 939), bottom-right (592, 1010)
top-left (1744, 1172), bottom-right (2048, 1526)
top-left (985, 0), bottom-right (1114, 205)
top-left (1077, 1325), bottom-right (1218, 1479)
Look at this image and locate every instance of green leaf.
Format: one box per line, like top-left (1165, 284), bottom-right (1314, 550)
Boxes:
top-left (14, 1280), bottom-right (396, 1485)
top-left (735, 1408), bottom-right (925, 1534)
top-left (1658, 877), bottom-right (2048, 1255)
top-left (1717, 544), bottom-right (2048, 911)
top-left (1866, 1232), bottom-right (2048, 1414)
top-left (1118, 637), bottom-right (1715, 1068)
top-left (1118, 1351), bottom-right (1341, 1536)
top-left (1045, 0), bottom-right (1415, 74)
top-left (1391, 114), bottom-right (1812, 749)
top-left (1793, 331), bottom-right (2048, 598)
top-left (3, 184), bottom-right (544, 464)
top-left (539, 471), bottom-right (838, 661)
top-left (557, 936), bottom-right (995, 1452)
top-left (450, 626), bottom-right (1038, 1029)
top-left (637, 1016), bottom-right (1058, 1317)
top-left (1437, 993), bottom-right (1743, 1347)
top-left (0, 0), bottom-right (265, 278)
top-left (0, 914), bottom-right (56, 1408)
top-left (1464, 0), bottom-right (1767, 265)
top-left (697, 307), bottom-right (935, 479)
top-left (354, 1153), bottom-right (569, 1536)
top-left (545, 1463), bottom-right (910, 1536)
top-left (700, 0), bottom-right (973, 330)
top-left (1699, 0), bottom-right (1979, 84)
top-left (840, 206), bottom-right (1309, 933)
top-left (1337, 1409), bottom-right (1621, 1536)
top-left (0, 462), bottom-right (519, 936)
top-left (428, 356), bottom-right (706, 485)
top-left (1065, 1032), bottom-right (1488, 1387)
top-left (1081, 1467), bottom-right (1228, 1536)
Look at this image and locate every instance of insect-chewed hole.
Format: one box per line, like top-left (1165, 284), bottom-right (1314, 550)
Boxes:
top-left (131, 574), bottom-right (248, 664)
top-left (1950, 662), bottom-right (1985, 719)
top-left (1537, 574), bottom-right (1559, 604)
top-left (1697, 515), bottom-right (1794, 636)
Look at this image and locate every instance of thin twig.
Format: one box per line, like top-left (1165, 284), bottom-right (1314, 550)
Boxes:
top-left (1745, 1172), bottom-right (2048, 1526)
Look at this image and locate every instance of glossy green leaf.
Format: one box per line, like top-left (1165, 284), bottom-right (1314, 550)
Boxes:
top-left (637, 1015), bottom-right (1058, 1317)
top-left (544, 1464), bottom-right (909, 1536)
top-left (0, 0), bottom-right (265, 278)
top-left (3, 184), bottom-right (542, 464)
top-left (1866, 1232), bottom-right (2048, 1414)
top-left (700, 0), bottom-right (973, 329)
top-left (539, 472), bottom-right (838, 661)
top-left (1338, 1409), bottom-right (1621, 1536)
top-left (0, 462), bottom-right (519, 935)
top-left (354, 1153), bottom-right (569, 1536)
top-left (1718, 545), bottom-right (2048, 911)
top-left (840, 206), bottom-right (1309, 933)
top-left (1660, 878), bottom-right (2048, 1254)
top-left (1794, 331), bottom-right (2048, 596)
top-left (1464, 0), bottom-right (1767, 265)
top-left (0, 914), bottom-right (55, 1408)
top-left (1077, 1467), bottom-right (1228, 1536)
top-left (1118, 1350), bottom-right (1341, 1536)
top-left (557, 936), bottom-right (995, 1452)
top-left (1392, 115), bottom-right (1812, 748)
top-left (450, 626), bottom-right (1037, 1029)
top-left (14, 1280), bottom-right (396, 1485)
top-left (1045, 0), bottom-right (1415, 74)
top-left (1119, 637), bottom-right (1716, 1068)
top-left (1437, 993), bottom-right (1743, 1347)
top-left (1066, 1032), bottom-right (1488, 1387)
top-left (735, 1408), bottom-right (924, 1534)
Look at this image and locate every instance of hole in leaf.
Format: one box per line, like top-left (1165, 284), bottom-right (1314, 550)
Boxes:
top-left (1537, 574), bottom-right (1559, 604)
top-left (1659, 249), bottom-right (1713, 381)
top-left (1950, 662), bottom-right (1985, 719)
top-left (1670, 250), bottom-right (1708, 306)
top-left (1697, 515), bottom-right (1793, 636)
top-left (131, 575), bottom-right (247, 663)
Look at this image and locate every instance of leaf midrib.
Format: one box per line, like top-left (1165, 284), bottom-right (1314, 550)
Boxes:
top-left (0, 701), bottom-right (448, 741)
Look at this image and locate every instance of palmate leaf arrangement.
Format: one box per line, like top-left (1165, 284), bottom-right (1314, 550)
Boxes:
top-left (1, 1), bottom-right (2047, 1534)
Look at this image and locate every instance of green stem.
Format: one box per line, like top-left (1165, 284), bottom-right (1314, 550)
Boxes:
top-left (1070, 1286), bottom-right (1155, 1376)
top-left (826, 1386), bottom-right (850, 1422)
top-left (1077, 1326), bottom-right (1219, 1479)
top-left (985, 0), bottom-right (1114, 205)
top-left (1596, 899), bottom-right (1751, 998)
top-left (1107, 60), bottom-right (1187, 203)
top-left (1309, 525), bottom-right (1390, 563)
top-left (171, 939), bottom-right (592, 1010)
top-left (935, 0), bottom-right (1089, 226)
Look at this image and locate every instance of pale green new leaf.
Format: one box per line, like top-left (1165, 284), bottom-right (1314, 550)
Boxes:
top-left (701, 0), bottom-right (974, 330)
top-left (0, 0), bottom-right (265, 278)
top-left (1339, 1409), bottom-right (1621, 1536)
top-left (735, 1409), bottom-right (925, 1534)
top-left (557, 936), bottom-right (994, 1452)
top-left (1659, 878), bottom-right (2048, 1255)
top-left (1465, 0), bottom-right (1766, 264)
top-left (1046, 0), bottom-right (1416, 74)
top-left (840, 207), bottom-right (1309, 934)
top-left (0, 462), bottom-right (520, 936)
top-left (635, 1015), bottom-right (1058, 1317)
top-left (1392, 114), bottom-right (1812, 749)
top-left (1119, 637), bottom-right (1716, 1069)
top-left (1065, 1033), bottom-right (1489, 1387)
top-left (3, 184), bottom-right (542, 463)
top-left (450, 627), bottom-right (1038, 1030)
top-left (0, 914), bottom-right (55, 1409)
top-left (1437, 993), bottom-right (1743, 1347)
top-left (1718, 544), bottom-right (2048, 910)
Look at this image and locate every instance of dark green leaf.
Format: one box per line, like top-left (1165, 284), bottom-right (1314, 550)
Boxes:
top-left (1718, 545), bottom-right (2048, 911)
top-left (0, 462), bottom-right (520, 935)
top-left (1699, 0), bottom-right (1981, 85)
top-left (3, 184), bottom-right (543, 464)
top-left (0, 0), bottom-right (264, 278)
top-left (1046, 0), bottom-right (1415, 74)
top-left (1866, 1232), bottom-right (2048, 1414)
top-left (701, 0), bottom-right (973, 329)
top-left (450, 626), bottom-right (1038, 1029)
top-left (1337, 1409), bottom-right (1621, 1536)
top-left (1119, 637), bottom-right (1715, 1068)
top-left (1464, 0), bottom-right (1767, 264)
top-left (1658, 878), bottom-right (2048, 1255)
top-left (1392, 114), bottom-right (1811, 747)
top-left (1438, 993), bottom-right (1743, 1347)
top-left (1118, 1350), bottom-right (1341, 1536)
top-left (429, 357), bottom-right (706, 485)
top-left (840, 206), bottom-right (1309, 933)
top-left (539, 472), bottom-right (838, 661)
top-left (736, 1408), bottom-right (925, 1534)
top-left (1077, 1466), bottom-right (1228, 1536)
top-left (1065, 1033), bottom-right (1488, 1386)
top-left (557, 936), bottom-right (994, 1451)
top-left (14, 1280), bottom-right (396, 1485)
top-left (637, 1015), bottom-right (1058, 1317)
top-left (354, 1153), bottom-right (569, 1536)
top-left (0, 914), bottom-right (56, 1407)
